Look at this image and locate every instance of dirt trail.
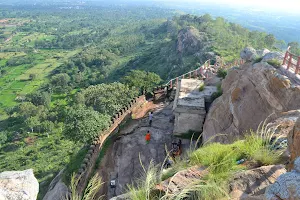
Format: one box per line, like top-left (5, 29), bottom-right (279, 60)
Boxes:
top-left (96, 102), bottom-right (176, 199)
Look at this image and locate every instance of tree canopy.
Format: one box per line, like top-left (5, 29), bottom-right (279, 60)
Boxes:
top-left (64, 105), bottom-right (110, 143)
top-left (122, 70), bottom-right (161, 93)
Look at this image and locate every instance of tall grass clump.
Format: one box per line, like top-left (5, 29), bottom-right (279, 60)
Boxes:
top-left (127, 160), bottom-right (160, 200)
top-left (186, 122), bottom-right (286, 199)
top-left (64, 173), bottom-right (104, 200)
top-left (241, 122), bottom-right (284, 165)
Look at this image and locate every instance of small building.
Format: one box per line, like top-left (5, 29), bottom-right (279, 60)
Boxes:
top-left (172, 79), bottom-right (217, 136)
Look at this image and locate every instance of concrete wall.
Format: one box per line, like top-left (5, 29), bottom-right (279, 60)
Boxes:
top-left (173, 79), bottom-right (209, 135)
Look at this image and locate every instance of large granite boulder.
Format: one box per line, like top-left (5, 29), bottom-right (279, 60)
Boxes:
top-left (43, 170), bottom-right (69, 200)
top-left (0, 169), bottom-right (39, 200)
top-left (262, 52), bottom-right (284, 62)
top-left (288, 117), bottom-right (300, 171)
top-left (177, 26), bottom-right (209, 55)
top-left (229, 165), bottom-right (286, 200)
top-left (156, 166), bottom-right (208, 194)
top-left (265, 157), bottom-right (300, 200)
top-left (257, 49), bottom-right (271, 57)
top-left (202, 61), bottom-right (300, 144)
top-left (240, 47), bottom-right (258, 62)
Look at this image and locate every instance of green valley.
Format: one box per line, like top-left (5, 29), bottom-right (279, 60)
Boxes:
top-left (0, 3), bottom-right (299, 200)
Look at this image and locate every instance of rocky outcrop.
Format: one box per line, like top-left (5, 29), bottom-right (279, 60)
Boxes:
top-left (177, 26), bottom-right (209, 55)
top-left (110, 193), bottom-right (130, 200)
top-left (43, 170), bottom-right (69, 200)
top-left (288, 117), bottom-right (300, 171)
top-left (0, 169), bottom-right (39, 200)
top-left (265, 157), bottom-right (300, 200)
top-left (262, 52), bottom-right (284, 62)
top-left (240, 47), bottom-right (257, 62)
top-left (257, 49), bottom-right (271, 57)
top-left (202, 59), bottom-right (300, 144)
top-left (156, 166), bottom-right (208, 194)
top-left (229, 165), bottom-right (286, 200)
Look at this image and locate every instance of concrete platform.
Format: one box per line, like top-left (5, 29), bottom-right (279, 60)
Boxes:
top-left (173, 79), bottom-right (215, 136)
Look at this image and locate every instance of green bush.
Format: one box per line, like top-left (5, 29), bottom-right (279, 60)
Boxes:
top-left (62, 146), bottom-right (89, 185)
top-left (199, 82), bottom-right (205, 91)
top-left (253, 57), bottom-right (263, 64)
top-left (211, 84), bottom-right (223, 101)
top-left (267, 59), bottom-right (281, 68)
top-left (217, 68), bottom-right (227, 79)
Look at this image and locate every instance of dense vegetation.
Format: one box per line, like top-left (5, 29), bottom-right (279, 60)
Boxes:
top-left (0, 4), bottom-right (294, 199)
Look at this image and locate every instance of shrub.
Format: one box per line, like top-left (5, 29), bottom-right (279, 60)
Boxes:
top-left (211, 84), bottom-right (222, 101)
top-left (62, 146), bottom-right (89, 185)
top-left (267, 59), bottom-right (281, 68)
top-left (253, 57), bottom-right (263, 64)
top-left (199, 82), bottom-right (205, 91)
top-left (217, 68), bottom-right (227, 79)
top-left (0, 131), bottom-right (7, 146)
top-left (29, 73), bottom-right (37, 81)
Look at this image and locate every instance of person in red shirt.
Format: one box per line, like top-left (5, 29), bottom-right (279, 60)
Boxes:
top-left (145, 130), bottom-right (151, 144)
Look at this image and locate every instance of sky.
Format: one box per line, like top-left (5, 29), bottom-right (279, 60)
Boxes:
top-left (156, 0), bottom-right (300, 13)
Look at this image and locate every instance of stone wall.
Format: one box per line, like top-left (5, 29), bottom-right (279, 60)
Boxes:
top-left (75, 95), bottom-right (146, 194)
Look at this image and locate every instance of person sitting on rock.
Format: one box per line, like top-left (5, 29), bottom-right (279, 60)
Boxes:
top-left (145, 130), bottom-right (151, 144)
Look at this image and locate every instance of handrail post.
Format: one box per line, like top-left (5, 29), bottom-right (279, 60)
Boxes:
top-left (182, 74), bottom-right (185, 79)
top-left (176, 77), bottom-right (179, 87)
top-left (296, 57), bottom-right (300, 74)
top-left (283, 51), bottom-right (289, 65)
top-left (170, 80), bottom-right (172, 89)
top-left (287, 53), bottom-right (293, 70)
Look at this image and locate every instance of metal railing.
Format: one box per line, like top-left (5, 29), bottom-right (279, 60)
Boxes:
top-left (283, 46), bottom-right (300, 74)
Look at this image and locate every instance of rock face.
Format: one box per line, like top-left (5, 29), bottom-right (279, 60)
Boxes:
top-left (262, 52), bottom-right (284, 62)
top-left (229, 165), bottom-right (286, 200)
top-left (288, 117), bottom-right (300, 171)
top-left (156, 166), bottom-right (208, 194)
top-left (43, 170), bottom-right (69, 200)
top-left (257, 49), bottom-right (271, 57)
top-left (240, 47), bottom-right (258, 62)
top-left (0, 169), bottom-right (39, 200)
top-left (177, 26), bottom-right (208, 55)
top-left (97, 102), bottom-right (174, 199)
top-left (202, 60), bottom-right (300, 144)
top-left (265, 157), bottom-right (300, 200)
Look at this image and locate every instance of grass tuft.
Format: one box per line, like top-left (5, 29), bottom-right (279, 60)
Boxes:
top-left (267, 59), bottom-right (281, 68)
top-left (199, 82), bottom-right (205, 92)
top-left (64, 173), bottom-right (104, 200)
